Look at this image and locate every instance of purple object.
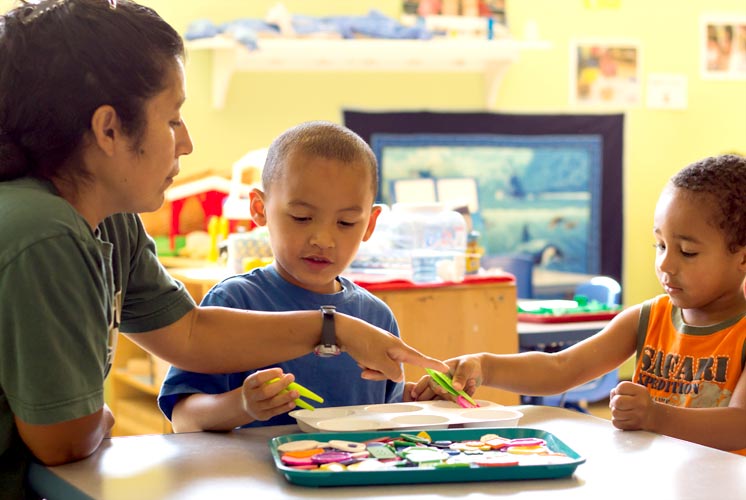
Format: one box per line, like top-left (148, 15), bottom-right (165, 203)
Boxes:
top-left (311, 451), bottom-right (352, 464)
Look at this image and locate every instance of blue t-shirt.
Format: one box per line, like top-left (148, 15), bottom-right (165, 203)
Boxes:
top-left (158, 265), bottom-right (404, 427)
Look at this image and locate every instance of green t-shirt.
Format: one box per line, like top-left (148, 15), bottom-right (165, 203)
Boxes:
top-left (0, 178), bottom-right (195, 498)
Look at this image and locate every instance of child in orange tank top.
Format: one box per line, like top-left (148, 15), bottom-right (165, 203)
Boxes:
top-left (413, 154), bottom-right (746, 455)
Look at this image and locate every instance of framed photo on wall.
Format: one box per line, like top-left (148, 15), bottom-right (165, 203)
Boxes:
top-left (701, 14), bottom-right (746, 80)
top-left (570, 39), bottom-right (641, 107)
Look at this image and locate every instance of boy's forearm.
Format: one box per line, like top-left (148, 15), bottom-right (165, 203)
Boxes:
top-left (481, 351), bottom-right (585, 396)
top-left (647, 404), bottom-right (746, 452)
top-left (172, 390), bottom-right (252, 432)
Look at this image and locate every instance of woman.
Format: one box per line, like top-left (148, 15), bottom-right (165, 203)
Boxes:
top-left (0, 1), bottom-right (446, 497)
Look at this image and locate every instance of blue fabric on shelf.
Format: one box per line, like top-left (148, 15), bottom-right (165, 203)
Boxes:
top-left (184, 10), bottom-right (432, 52)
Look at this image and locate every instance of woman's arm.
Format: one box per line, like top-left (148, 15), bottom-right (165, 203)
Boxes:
top-left (15, 405), bottom-right (115, 466)
top-left (129, 306), bottom-right (448, 382)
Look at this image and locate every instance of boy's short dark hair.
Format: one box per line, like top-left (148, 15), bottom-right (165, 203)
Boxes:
top-left (262, 121), bottom-right (378, 199)
top-left (670, 154), bottom-right (746, 252)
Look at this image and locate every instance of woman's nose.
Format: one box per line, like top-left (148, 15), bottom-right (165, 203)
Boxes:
top-left (177, 119), bottom-right (194, 157)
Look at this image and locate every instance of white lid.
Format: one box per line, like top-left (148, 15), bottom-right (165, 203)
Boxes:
top-left (222, 195), bottom-right (251, 220)
top-left (391, 202), bottom-right (447, 213)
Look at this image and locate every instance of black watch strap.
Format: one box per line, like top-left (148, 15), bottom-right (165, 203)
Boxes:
top-left (315, 305), bottom-right (341, 357)
top-left (320, 305), bottom-right (336, 346)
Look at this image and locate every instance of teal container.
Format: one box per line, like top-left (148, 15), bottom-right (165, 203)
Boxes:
top-left (270, 427), bottom-right (585, 487)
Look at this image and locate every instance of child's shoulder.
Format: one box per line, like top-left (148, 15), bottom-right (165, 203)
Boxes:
top-left (339, 276), bottom-right (394, 311)
top-left (339, 276), bottom-right (380, 299)
top-left (214, 265), bottom-right (273, 289)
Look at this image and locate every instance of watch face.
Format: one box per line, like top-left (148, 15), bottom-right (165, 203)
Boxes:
top-left (314, 344), bottom-right (342, 357)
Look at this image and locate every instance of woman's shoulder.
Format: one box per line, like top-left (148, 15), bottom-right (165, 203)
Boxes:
top-left (0, 178), bottom-right (89, 245)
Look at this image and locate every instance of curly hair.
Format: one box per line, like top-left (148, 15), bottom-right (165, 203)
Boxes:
top-left (670, 154), bottom-right (746, 253)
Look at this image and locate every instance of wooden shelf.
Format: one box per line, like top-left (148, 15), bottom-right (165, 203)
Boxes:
top-left (112, 369), bottom-right (160, 397)
top-left (113, 398), bottom-right (172, 436)
top-left (109, 335), bottom-right (172, 436)
top-left (186, 36), bottom-right (550, 109)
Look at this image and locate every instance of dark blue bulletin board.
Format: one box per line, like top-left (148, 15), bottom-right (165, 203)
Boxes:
top-left (343, 110), bottom-right (624, 283)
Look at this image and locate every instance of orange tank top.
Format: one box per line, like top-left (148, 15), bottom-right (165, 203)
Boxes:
top-left (635, 294), bottom-right (746, 455)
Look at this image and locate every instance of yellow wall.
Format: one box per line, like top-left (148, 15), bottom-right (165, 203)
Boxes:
top-left (3, 0), bottom-right (745, 307)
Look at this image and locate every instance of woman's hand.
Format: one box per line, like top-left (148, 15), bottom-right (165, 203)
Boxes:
top-left (335, 313), bottom-right (449, 382)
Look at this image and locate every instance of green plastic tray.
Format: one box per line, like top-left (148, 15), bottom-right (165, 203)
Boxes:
top-left (270, 427), bottom-right (585, 487)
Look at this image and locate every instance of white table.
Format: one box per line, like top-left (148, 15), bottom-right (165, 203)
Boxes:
top-left (29, 405), bottom-right (746, 500)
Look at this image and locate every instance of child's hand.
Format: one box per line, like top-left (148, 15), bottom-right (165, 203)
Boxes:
top-left (407, 356), bottom-right (484, 403)
top-left (445, 354), bottom-right (484, 397)
top-left (609, 380), bottom-right (655, 431)
top-left (404, 377), bottom-right (440, 402)
top-left (240, 368), bottom-right (298, 422)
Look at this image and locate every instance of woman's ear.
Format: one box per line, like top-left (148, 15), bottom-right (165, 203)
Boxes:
top-left (361, 204), bottom-right (383, 242)
top-left (249, 188), bottom-right (268, 226)
top-left (90, 105), bottom-right (121, 156)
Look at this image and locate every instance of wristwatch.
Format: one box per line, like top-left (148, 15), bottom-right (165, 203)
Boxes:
top-left (314, 305), bottom-right (342, 357)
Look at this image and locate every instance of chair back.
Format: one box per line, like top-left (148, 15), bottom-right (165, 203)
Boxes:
top-left (489, 255), bottom-right (534, 299)
top-left (574, 276), bottom-right (621, 306)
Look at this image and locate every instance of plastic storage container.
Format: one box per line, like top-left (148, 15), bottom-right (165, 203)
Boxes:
top-left (349, 203), bottom-right (467, 282)
top-left (347, 205), bottom-right (411, 275)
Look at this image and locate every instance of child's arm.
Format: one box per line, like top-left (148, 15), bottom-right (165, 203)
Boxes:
top-left (610, 372), bottom-right (746, 452)
top-left (170, 368), bottom-right (297, 432)
top-left (440, 306), bottom-right (642, 397)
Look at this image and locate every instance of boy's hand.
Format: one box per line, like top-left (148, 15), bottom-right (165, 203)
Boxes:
top-left (240, 368), bottom-right (298, 422)
top-left (407, 375), bottom-right (440, 402)
top-left (443, 354), bottom-right (484, 396)
top-left (609, 380), bottom-right (655, 431)
top-left (402, 381), bottom-right (419, 402)
top-left (408, 356), bottom-right (485, 403)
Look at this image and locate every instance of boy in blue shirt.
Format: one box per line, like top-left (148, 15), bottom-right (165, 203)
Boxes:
top-left (159, 121), bottom-right (409, 430)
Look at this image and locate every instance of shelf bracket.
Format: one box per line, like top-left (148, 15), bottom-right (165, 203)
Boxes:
top-left (209, 43), bottom-right (240, 109)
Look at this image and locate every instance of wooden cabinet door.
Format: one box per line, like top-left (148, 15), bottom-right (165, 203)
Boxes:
top-left (372, 282), bottom-right (519, 405)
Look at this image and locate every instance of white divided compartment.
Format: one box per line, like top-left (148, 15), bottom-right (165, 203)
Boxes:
top-left (289, 400), bottom-right (523, 433)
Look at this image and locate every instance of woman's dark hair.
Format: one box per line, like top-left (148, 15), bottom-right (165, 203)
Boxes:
top-left (0, 0), bottom-right (184, 181)
top-left (670, 153), bottom-right (746, 253)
